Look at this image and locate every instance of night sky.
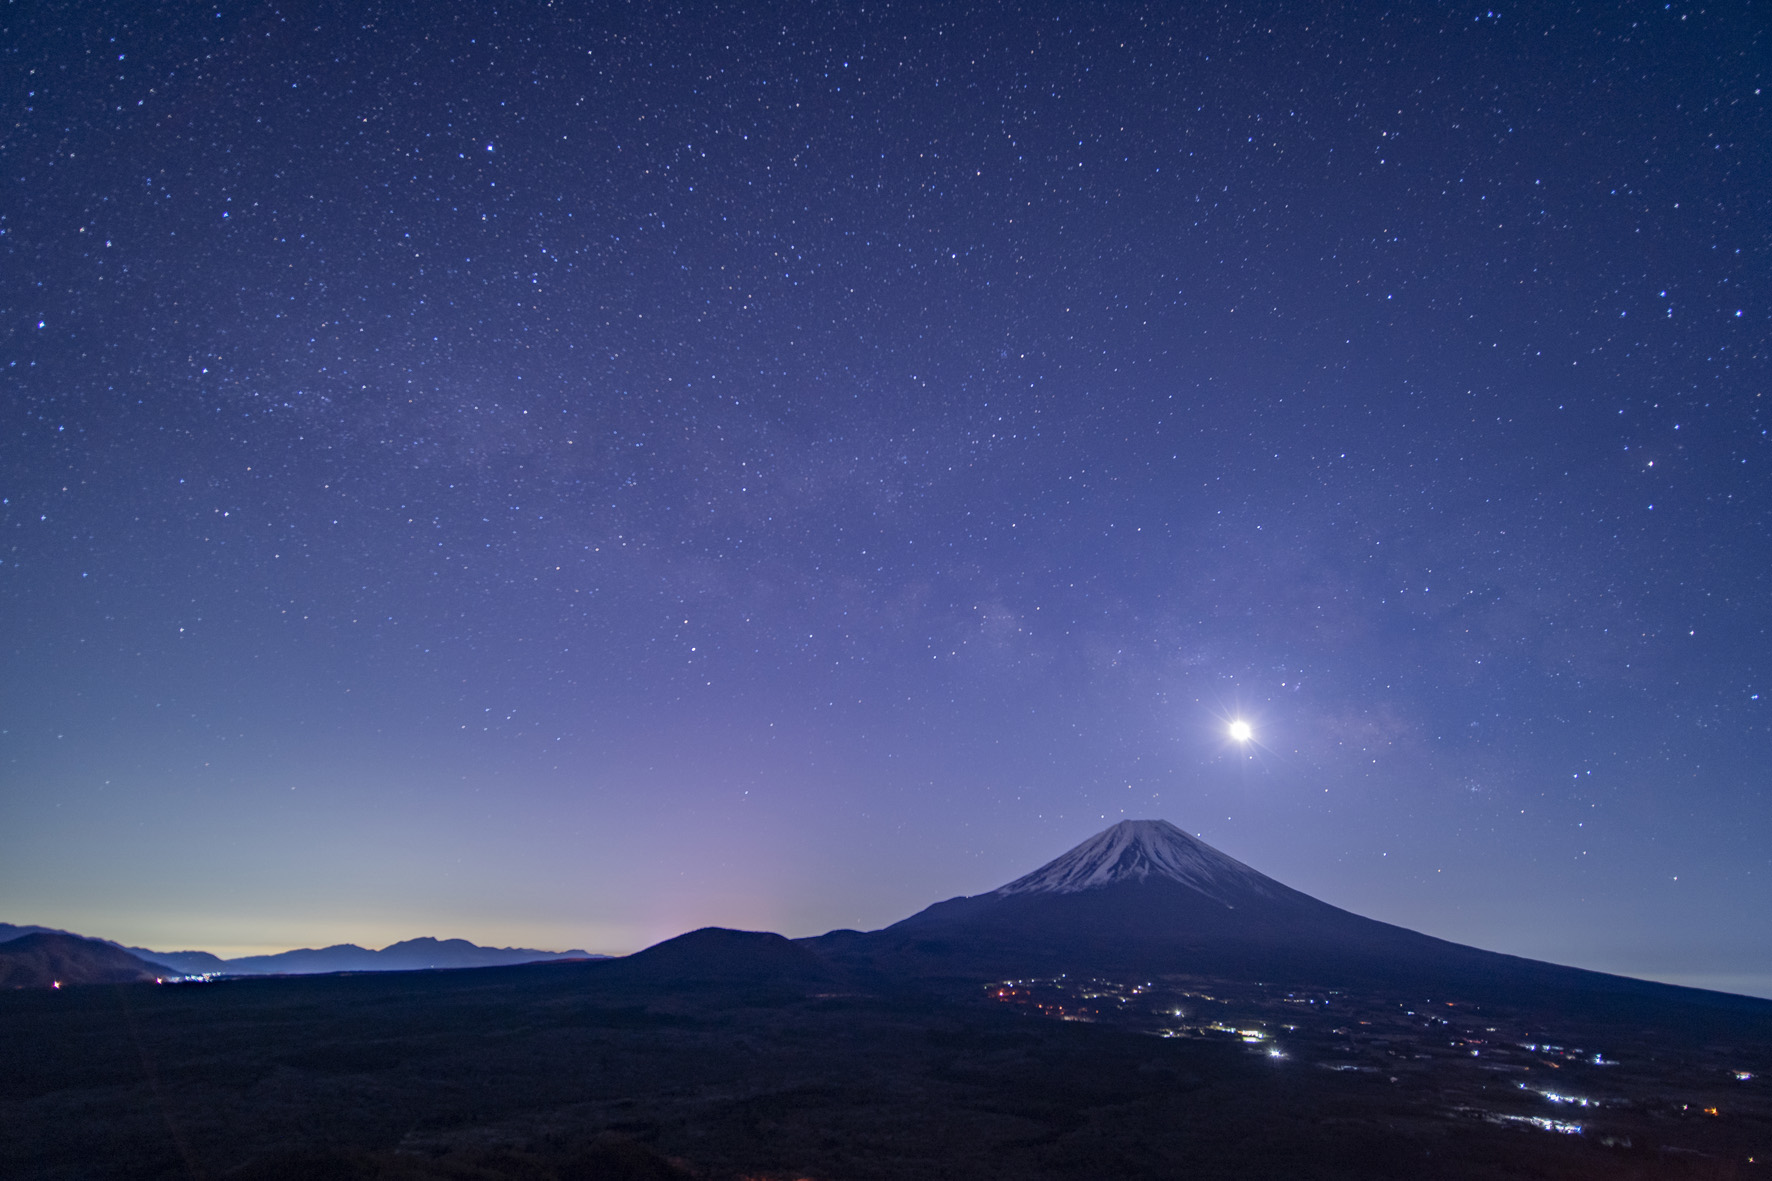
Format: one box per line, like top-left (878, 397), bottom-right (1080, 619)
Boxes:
top-left (3, 2), bottom-right (1768, 994)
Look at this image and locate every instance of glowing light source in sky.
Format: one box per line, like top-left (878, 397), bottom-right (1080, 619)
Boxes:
top-left (1228, 720), bottom-right (1253, 743)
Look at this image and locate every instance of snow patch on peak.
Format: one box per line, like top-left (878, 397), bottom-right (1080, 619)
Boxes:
top-left (994, 820), bottom-right (1278, 905)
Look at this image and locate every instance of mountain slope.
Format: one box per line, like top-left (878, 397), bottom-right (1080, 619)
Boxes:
top-left (878, 819), bottom-right (1353, 952)
top-left (0, 933), bottom-right (180, 988)
top-left (808, 819), bottom-right (1772, 1019)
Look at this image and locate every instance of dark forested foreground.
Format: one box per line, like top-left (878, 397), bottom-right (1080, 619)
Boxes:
top-left (4, 952), bottom-right (1769, 1181)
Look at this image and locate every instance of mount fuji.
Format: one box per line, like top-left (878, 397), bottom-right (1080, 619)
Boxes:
top-left (989, 818), bottom-right (1289, 904)
top-left (808, 819), bottom-right (1767, 1018)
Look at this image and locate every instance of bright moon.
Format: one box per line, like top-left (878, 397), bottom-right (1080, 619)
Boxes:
top-left (1228, 720), bottom-right (1253, 742)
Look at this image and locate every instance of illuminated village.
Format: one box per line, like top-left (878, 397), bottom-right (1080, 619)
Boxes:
top-left (988, 972), bottom-right (1767, 1158)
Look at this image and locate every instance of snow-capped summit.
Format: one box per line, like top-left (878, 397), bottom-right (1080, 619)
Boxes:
top-left (993, 819), bottom-right (1279, 906)
top-left (865, 818), bottom-right (1308, 949)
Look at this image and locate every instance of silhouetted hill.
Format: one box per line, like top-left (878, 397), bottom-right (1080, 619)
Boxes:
top-left (0, 933), bottom-right (179, 988)
top-left (591, 927), bottom-right (837, 990)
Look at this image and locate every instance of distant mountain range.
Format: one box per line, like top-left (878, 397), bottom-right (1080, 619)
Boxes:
top-left (143, 936), bottom-right (604, 976)
top-left (0, 923), bottom-right (602, 984)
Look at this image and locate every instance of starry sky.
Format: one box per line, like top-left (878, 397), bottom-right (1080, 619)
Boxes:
top-left (2, 2), bottom-right (1768, 992)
